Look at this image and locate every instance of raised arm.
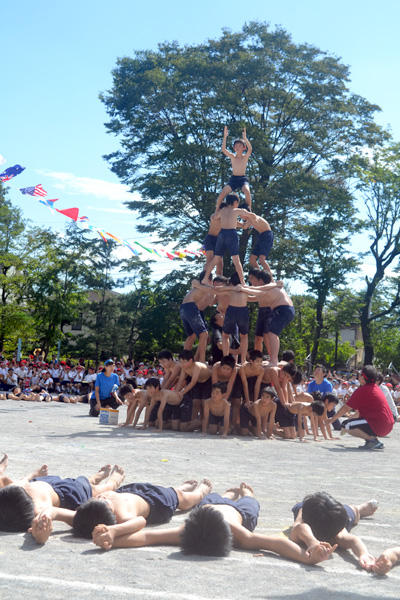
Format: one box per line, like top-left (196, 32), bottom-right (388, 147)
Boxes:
top-left (222, 126), bottom-right (234, 158)
top-left (242, 127), bottom-right (252, 156)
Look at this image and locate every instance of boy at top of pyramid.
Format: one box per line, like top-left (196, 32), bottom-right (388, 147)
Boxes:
top-left (216, 126), bottom-right (252, 211)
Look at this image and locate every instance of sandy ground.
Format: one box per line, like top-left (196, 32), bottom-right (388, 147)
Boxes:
top-left (1, 399), bottom-right (399, 600)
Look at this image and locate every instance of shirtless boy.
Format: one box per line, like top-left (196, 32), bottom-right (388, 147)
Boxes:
top-left (73, 478), bottom-right (213, 542)
top-left (241, 269), bottom-right (295, 365)
top-left (211, 355), bottom-right (241, 425)
top-left (290, 491), bottom-right (379, 570)
top-left (91, 482), bottom-right (335, 567)
top-left (175, 349), bottom-right (212, 421)
top-left (142, 377), bottom-right (201, 433)
top-left (157, 350), bottom-right (182, 390)
top-left (201, 194), bottom-right (250, 286)
top-left (0, 457), bottom-right (125, 545)
top-left (202, 382), bottom-right (231, 438)
top-left (277, 400), bottom-right (325, 442)
top-left (180, 271), bottom-right (215, 363)
top-left (239, 349), bottom-right (265, 407)
top-left (243, 211), bottom-right (274, 277)
top-left (118, 384), bottom-right (150, 428)
top-left (203, 203), bottom-right (226, 275)
top-left (239, 386), bottom-right (277, 439)
top-left (216, 126), bottom-right (252, 210)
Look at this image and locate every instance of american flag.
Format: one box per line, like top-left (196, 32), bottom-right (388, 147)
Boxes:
top-left (0, 164), bottom-right (25, 182)
top-left (19, 184), bottom-right (47, 197)
top-left (77, 215), bottom-right (89, 222)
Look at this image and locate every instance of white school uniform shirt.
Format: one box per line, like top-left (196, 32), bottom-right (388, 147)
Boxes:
top-left (6, 373), bottom-right (18, 386)
top-left (74, 372), bottom-right (84, 383)
top-left (68, 369), bottom-right (77, 382)
top-left (51, 366), bottom-right (61, 378)
top-left (85, 373), bottom-right (97, 383)
top-left (15, 367), bottom-right (28, 378)
top-left (40, 377), bottom-right (53, 389)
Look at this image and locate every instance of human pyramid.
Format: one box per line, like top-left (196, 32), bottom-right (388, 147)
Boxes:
top-left (0, 453), bottom-right (398, 574)
top-left (119, 127), bottom-right (317, 441)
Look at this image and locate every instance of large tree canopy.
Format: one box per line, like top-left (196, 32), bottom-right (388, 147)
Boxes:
top-left (101, 21), bottom-right (383, 277)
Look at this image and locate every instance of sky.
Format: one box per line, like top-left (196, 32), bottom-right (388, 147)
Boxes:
top-left (1, 0), bottom-right (399, 286)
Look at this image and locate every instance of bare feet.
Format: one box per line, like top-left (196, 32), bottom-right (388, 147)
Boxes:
top-left (196, 478), bottom-right (212, 498)
top-left (358, 499), bottom-right (379, 518)
top-left (239, 482), bottom-right (254, 497)
top-left (33, 464), bottom-right (49, 477)
top-left (108, 465), bottom-right (125, 489)
top-left (178, 479), bottom-right (199, 492)
top-left (0, 454), bottom-right (8, 475)
top-left (223, 487), bottom-right (240, 501)
top-left (92, 464), bottom-right (112, 484)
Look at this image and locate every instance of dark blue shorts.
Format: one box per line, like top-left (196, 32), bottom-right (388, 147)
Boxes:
top-left (208, 412), bottom-right (225, 426)
top-left (215, 229), bottom-right (239, 257)
top-left (245, 375), bottom-right (258, 403)
top-left (251, 231), bottom-right (274, 258)
top-left (292, 501), bottom-right (356, 532)
top-left (229, 374), bottom-right (243, 400)
top-left (226, 175), bottom-right (249, 191)
top-left (240, 405), bottom-right (257, 429)
top-left (179, 302), bottom-right (208, 338)
top-left (203, 234), bottom-right (218, 253)
top-left (192, 377), bottom-right (212, 400)
top-left (116, 483), bottom-right (179, 525)
top-left (274, 398), bottom-right (295, 428)
top-left (256, 305), bottom-right (295, 337)
top-left (198, 493), bottom-right (260, 532)
top-left (223, 305), bottom-right (249, 336)
top-left (179, 395), bottom-right (193, 423)
top-left (31, 475), bottom-right (92, 510)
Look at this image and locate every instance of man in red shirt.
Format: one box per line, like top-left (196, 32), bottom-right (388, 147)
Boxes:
top-left (328, 366), bottom-right (394, 450)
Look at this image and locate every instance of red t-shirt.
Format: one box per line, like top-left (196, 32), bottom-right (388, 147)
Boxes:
top-left (347, 383), bottom-right (394, 436)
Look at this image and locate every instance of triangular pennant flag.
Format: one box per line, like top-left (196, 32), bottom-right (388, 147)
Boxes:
top-left (56, 207), bottom-right (79, 221)
top-left (39, 198), bottom-right (58, 214)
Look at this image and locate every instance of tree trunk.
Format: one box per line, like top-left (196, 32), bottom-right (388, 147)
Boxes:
top-left (310, 299), bottom-right (324, 365)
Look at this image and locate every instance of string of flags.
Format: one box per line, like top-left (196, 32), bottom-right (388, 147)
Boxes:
top-left (0, 162), bottom-right (206, 261)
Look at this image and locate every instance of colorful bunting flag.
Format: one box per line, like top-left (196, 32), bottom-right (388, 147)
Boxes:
top-left (77, 215), bottom-right (89, 222)
top-left (39, 198), bottom-right (58, 214)
top-left (20, 184), bottom-right (47, 197)
top-left (0, 164), bottom-right (25, 182)
top-left (56, 207), bottom-right (79, 221)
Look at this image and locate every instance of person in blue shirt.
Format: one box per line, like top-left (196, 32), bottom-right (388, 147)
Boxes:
top-left (307, 365), bottom-right (333, 396)
top-left (89, 359), bottom-right (123, 417)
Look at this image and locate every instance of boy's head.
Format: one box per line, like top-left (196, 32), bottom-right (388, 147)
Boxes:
top-left (211, 382), bottom-right (227, 399)
top-left (249, 349), bottom-right (263, 367)
top-left (73, 499), bottom-right (117, 539)
top-left (280, 362), bottom-right (298, 385)
top-left (119, 383), bottom-right (135, 400)
top-left (229, 271), bottom-right (240, 286)
top-left (233, 138), bottom-right (247, 153)
top-left (301, 492), bottom-right (348, 542)
top-left (225, 193), bottom-right (240, 207)
top-left (260, 386), bottom-right (276, 403)
top-left (248, 268), bottom-right (271, 285)
top-left (199, 269), bottom-right (213, 285)
top-left (310, 401), bottom-right (325, 416)
top-left (179, 349), bottom-right (194, 365)
top-left (282, 350), bottom-right (295, 362)
top-left (220, 355), bottom-right (235, 376)
top-left (210, 312), bottom-right (224, 329)
top-left (0, 486), bottom-right (35, 532)
top-left (144, 377), bottom-right (161, 392)
top-left (180, 506), bottom-right (233, 556)
top-left (12, 386), bottom-right (21, 394)
top-left (157, 350), bottom-right (173, 366)
top-left (310, 391), bottom-right (323, 402)
top-left (213, 275), bottom-right (229, 287)
top-left (324, 393), bottom-right (339, 411)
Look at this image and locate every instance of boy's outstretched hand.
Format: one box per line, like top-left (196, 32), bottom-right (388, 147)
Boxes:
top-left (359, 551), bottom-right (377, 570)
top-left (92, 524), bottom-right (115, 550)
top-left (306, 541), bottom-right (338, 563)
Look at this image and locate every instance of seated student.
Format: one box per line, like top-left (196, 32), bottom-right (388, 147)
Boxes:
top-left (276, 400), bottom-right (325, 442)
top-left (3, 368), bottom-right (18, 391)
top-left (307, 365), bottom-right (333, 397)
top-left (290, 491), bottom-right (379, 570)
top-left (239, 386), bottom-right (277, 439)
top-left (240, 269), bottom-right (295, 366)
top-left (238, 350), bottom-right (265, 407)
top-left (73, 478), bottom-right (213, 542)
top-left (373, 546), bottom-right (400, 575)
top-left (142, 378), bottom-right (201, 433)
top-left (175, 349), bottom-right (212, 421)
top-left (0, 462), bottom-right (125, 544)
top-left (211, 355), bottom-right (241, 426)
top-left (88, 359), bottom-right (124, 417)
top-left (91, 482), bottom-right (335, 566)
top-left (157, 350), bottom-right (182, 390)
top-left (118, 384), bottom-right (150, 428)
top-left (328, 366), bottom-right (395, 450)
top-left (202, 382), bottom-right (231, 438)
top-left (179, 271), bottom-right (216, 364)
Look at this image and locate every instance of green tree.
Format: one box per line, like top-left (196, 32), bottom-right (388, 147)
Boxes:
top-left (352, 142), bottom-right (400, 364)
top-left (101, 22), bottom-right (383, 279)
